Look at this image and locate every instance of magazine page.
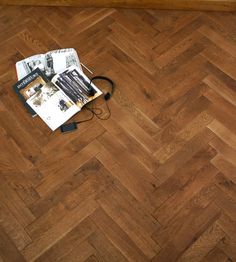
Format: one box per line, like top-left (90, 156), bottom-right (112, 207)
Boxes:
top-left (16, 54), bottom-right (46, 81)
top-left (16, 48), bottom-right (82, 80)
top-left (47, 48), bottom-right (82, 74)
top-left (51, 65), bottom-right (102, 110)
top-left (13, 68), bottom-right (50, 117)
top-left (26, 81), bottom-right (79, 131)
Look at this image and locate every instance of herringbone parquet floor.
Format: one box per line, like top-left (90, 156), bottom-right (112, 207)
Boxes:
top-left (0, 5), bottom-right (236, 262)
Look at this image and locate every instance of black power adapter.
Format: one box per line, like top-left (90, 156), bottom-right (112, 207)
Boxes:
top-left (60, 122), bottom-right (77, 133)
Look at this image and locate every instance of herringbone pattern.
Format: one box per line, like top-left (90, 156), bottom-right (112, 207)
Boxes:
top-left (0, 5), bottom-right (236, 262)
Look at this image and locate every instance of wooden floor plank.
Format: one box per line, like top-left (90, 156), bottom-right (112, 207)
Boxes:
top-left (0, 225), bottom-right (26, 262)
top-left (90, 208), bottom-right (148, 262)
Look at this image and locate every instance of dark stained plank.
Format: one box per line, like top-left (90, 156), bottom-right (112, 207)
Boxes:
top-left (152, 202), bottom-right (221, 262)
top-left (0, 225), bottom-right (26, 262)
top-left (90, 208), bottom-right (149, 261)
top-left (178, 223), bottom-right (225, 262)
top-left (35, 218), bottom-right (96, 262)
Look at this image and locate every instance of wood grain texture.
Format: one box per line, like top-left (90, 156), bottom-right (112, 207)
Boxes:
top-left (1, 0), bottom-right (236, 11)
top-left (0, 5), bottom-right (236, 262)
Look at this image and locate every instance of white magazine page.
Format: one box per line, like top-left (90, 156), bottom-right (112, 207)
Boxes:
top-left (16, 48), bottom-right (83, 80)
top-left (47, 48), bottom-right (82, 74)
top-left (16, 54), bottom-right (46, 80)
top-left (51, 65), bottom-right (102, 109)
top-left (26, 82), bottom-right (79, 131)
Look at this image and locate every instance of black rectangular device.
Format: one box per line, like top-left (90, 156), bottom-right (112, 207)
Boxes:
top-left (60, 122), bottom-right (77, 133)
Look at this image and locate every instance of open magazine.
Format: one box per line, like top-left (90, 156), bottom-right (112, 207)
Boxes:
top-left (15, 48), bottom-right (82, 80)
top-left (13, 66), bottom-right (102, 131)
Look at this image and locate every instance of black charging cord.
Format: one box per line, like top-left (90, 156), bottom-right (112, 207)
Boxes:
top-left (60, 76), bottom-right (114, 133)
top-left (88, 102), bottom-right (111, 121)
top-left (87, 76), bottom-right (114, 121)
top-left (75, 108), bottom-right (94, 124)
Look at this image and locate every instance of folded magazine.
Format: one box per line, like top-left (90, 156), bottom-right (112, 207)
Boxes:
top-left (13, 68), bottom-right (48, 117)
top-left (13, 66), bottom-right (102, 131)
